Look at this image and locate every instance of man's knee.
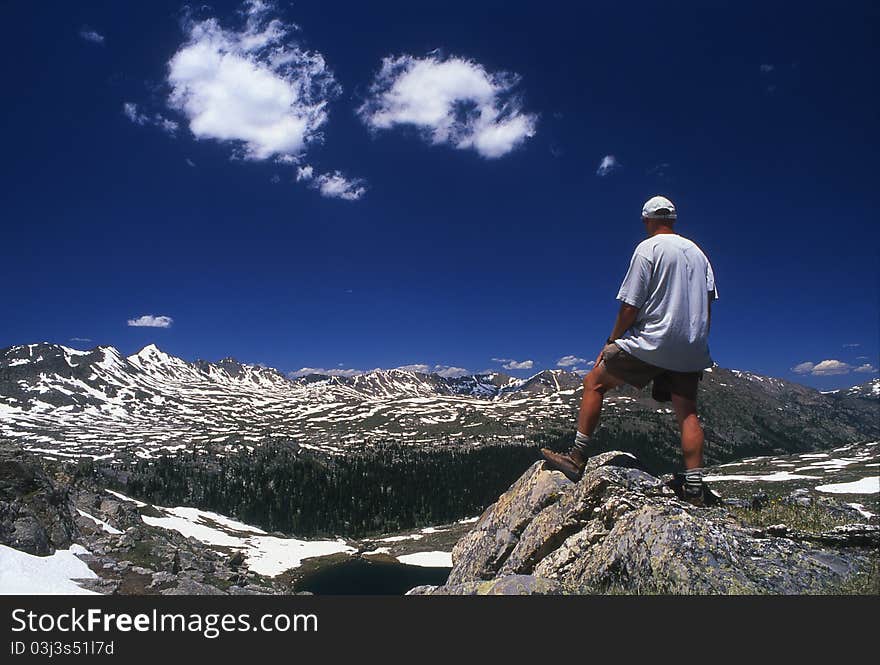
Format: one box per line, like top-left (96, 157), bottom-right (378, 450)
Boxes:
top-left (583, 367), bottom-right (616, 394)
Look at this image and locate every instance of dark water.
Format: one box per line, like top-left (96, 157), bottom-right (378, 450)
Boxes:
top-left (293, 558), bottom-right (451, 595)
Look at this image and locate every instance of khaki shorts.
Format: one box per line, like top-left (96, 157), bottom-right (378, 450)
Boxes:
top-left (600, 343), bottom-right (702, 402)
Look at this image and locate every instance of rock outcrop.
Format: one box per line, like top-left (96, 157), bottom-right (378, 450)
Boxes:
top-left (0, 443), bottom-right (77, 555)
top-left (0, 442), bottom-right (302, 595)
top-left (408, 451), bottom-right (877, 595)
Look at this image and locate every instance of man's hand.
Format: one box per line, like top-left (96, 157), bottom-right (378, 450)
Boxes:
top-left (595, 302), bottom-right (640, 370)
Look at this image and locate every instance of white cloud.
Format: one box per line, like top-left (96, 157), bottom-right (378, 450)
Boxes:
top-left (123, 102), bottom-right (178, 134)
top-left (70, 337), bottom-right (92, 343)
top-left (186, 158), bottom-right (196, 167)
top-left (397, 364), bottom-right (431, 373)
top-left (123, 102), bottom-right (148, 125)
top-left (166, 1), bottom-right (339, 162)
top-left (557, 355), bottom-right (586, 367)
top-left (80, 28), bottom-right (105, 44)
top-left (157, 117), bottom-right (179, 134)
top-left (842, 343), bottom-right (861, 348)
top-left (811, 360), bottom-right (853, 376)
top-left (294, 163), bottom-right (362, 199)
top-left (289, 363), bottom-right (470, 378)
top-left (435, 366), bottom-right (470, 378)
top-left (854, 364), bottom-right (877, 374)
top-left (596, 155), bottom-right (620, 176)
top-left (793, 359), bottom-right (856, 376)
top-left (492, 357), bottom-right (533, 370)
top-left (358, 53), bottom-right (536, 158)
top-left (149, 2), bottom-right (366, 199)
top-left (127, 315), bottom-right (173, 328)
top-left (311, 171), bottom-right (366, 201)
top-left (759, 64), bottom-right (774, 73)
top-left (396, 364), bottom-right (470, 378)
top-left (288, 367), bottom-right (363, 378)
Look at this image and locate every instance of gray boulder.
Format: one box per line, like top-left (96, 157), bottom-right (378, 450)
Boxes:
top-left (416, 451), bottom-right (875, 595)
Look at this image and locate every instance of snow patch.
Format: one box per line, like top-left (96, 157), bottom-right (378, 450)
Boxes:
top-left (376, 534), bottom-right (424, 543)
top-left (0, 544), bottom-right (99, 595)
top-left (397, 551), bottom-right (453, 568)
top-left (105, 489), bottom-right (147, 508)
top-left (141, 504), bottom-right (353, 576)
top-left (815, 477), bottom-right (880, 495)
top-left (846, 502), bottom-right (876, 519)
top-left (703, 471), bottom-right (817, 483)
top-left (76, 509), bottom-right (122, 535)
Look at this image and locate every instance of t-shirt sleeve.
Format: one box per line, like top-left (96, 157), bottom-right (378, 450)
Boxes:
top-left (616, 250), bottom-right (653, 308)
top-left (707, 260), bottom-right (719, 301)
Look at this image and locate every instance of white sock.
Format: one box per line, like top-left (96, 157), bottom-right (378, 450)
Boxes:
top-left (572, 431), bottom-right (590, 456)
top-left (684, 467), bottom-right (704, 495)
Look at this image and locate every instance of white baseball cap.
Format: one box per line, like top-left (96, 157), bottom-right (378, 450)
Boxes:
top-left (642, 195), bottom-right (676, 221)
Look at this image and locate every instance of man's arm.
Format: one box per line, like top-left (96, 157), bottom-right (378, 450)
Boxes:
top-left (706, 259), bottom-right (717, 335)
top-left (609, 302), bottom-right (640, 341)
top-left (601, 248), bottom-right (650, 363)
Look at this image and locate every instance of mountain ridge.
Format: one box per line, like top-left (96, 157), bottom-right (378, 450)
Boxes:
top-left (1, 342), bottom-right (877, 464)
top-left (6, 341), bottom-right (877, 397)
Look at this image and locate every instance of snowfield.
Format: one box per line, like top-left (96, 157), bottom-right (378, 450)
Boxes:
top-left (0, 544), bottom-right (98, 595)
top-left (108, 490), bottom-right (455, 577)
top-left (815, 477), bottom-right (880, 495)
top-left (706, 441), bottom-right (880, 498)
top-left (397, 551), bottom-right (453, 568)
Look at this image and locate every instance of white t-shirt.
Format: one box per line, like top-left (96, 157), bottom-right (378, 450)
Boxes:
top-left (614, 233), bottom-right (718, 372)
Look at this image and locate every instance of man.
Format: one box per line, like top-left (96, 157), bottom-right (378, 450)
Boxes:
top-left (541, 195), bottom-right (718, 506)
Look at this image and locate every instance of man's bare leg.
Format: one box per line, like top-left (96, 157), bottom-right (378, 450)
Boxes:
top-left (541, 362), bottom-right (623, 481)
top-left (670, 392), bottom-right (704, 469)
top-left (577, 362), bottom-right (625, 437)
top-left (671, 392), bottom-right (706, 501)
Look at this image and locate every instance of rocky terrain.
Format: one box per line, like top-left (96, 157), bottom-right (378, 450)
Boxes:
top-left (1, 343), bottom-right (877, 469)
top-left (2, 438), bottom-right (877, 595)
top-left (0, 441), bottom-right (467, 595)
top-left (408, 450), bottom-right (879, 595)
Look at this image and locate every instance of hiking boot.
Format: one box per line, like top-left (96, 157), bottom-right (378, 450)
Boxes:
top-left (681, 482), bottom-right (722, 508)
top-left (682, 490), bottom-right (706, 508)
top-left (540, 447), bottom-right (587, 482)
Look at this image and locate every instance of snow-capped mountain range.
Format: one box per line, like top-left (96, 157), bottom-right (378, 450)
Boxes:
top-left (822, 379), bottom-right (880, 400)
top-left (0, 342), bottom-right (877, 461)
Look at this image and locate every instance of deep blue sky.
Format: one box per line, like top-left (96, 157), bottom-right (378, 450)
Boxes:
top-left (2, 0), bottom-right (877, 390)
